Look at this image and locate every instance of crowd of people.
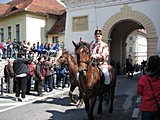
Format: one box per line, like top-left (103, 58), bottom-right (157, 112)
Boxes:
top-left (2, 39), bottom-right (69, 102)
top-left (0, 38), bottom-right (62, 59)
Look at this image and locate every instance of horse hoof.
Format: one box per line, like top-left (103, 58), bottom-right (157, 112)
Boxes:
top-left (71, 97), bottom-right (78, 104)
top-left (73, 99), bottom-right (78, 104)
top-left (76, 101), bottom-right (83, 108)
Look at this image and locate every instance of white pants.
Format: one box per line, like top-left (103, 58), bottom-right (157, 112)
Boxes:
top-left (100, 67), bottom-right (110, 85)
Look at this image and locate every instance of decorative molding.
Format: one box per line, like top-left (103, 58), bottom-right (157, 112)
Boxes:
top-left (62, 0), bottom-right (146, 10)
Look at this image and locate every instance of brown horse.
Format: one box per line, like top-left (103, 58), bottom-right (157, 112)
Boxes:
top-left (57, 51), bottom-right (83, 107)
top-left (72, 41), bottom-right (117, 119)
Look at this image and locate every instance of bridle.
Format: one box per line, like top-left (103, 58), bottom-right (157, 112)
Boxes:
top-left (77, 45), bottom-right (93, 74)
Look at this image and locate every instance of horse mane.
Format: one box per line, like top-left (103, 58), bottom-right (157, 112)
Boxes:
top-left (80, 41), bottom-right (90, 48)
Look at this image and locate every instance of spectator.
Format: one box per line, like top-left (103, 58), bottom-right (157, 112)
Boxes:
top-left (26, 42), bottom-right (31, 58)
top-left (137, 55), bottom-right (160, 120)
top-left (53, 40), bottom-right (61, 50)
top-left (0, 43), bottom-right (2, 58)
top-left (40, 43), bottom-right (45, 56)
top-left (34, 56), bottom-right (45, 96)
top-left (12, 39), bottom-right (19, 59)
top-left (2, 39), bottom-right (7, 59)
top-left (59, 64), bottom-right (67, 89)
top-left (6, 39), bottom-right (13, 58)
top-left (50, 43), bottom-right (57, 56)
top-left (13, 51), bottom-right (31, 102)
top-left (4, 59), bottom-right (15, 93)
top-left (31, 43), bottom-right (37, 53)
top-left (26, 60), bottom-right (34, 95)
top-left (44, 57), bottom-right (53, 92)
top-left (53, 64), bottom-right (60, 88)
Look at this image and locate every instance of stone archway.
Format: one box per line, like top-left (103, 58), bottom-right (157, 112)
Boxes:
top-left (102, 5), bottom-right (158, 58)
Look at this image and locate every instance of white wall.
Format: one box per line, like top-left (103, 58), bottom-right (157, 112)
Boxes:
top-left (26, 14), bottom-right (46, 45)
top-left (65, 0), bottom-right (160, 53)
top-left (0, 14), bottom-right (26, 42)
top-left (130, 0), bottom-right (160, 52)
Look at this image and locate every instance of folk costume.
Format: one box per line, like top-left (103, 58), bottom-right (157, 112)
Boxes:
top-left (91, 29), bottom-right (110, 84)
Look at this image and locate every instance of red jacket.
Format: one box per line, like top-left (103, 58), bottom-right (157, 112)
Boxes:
top-left (0, 44), bottom-right (2, 49)
top-left (137, 75), bottom-right (160, 111)
top-left (29, 63), bottom-right (34, 76)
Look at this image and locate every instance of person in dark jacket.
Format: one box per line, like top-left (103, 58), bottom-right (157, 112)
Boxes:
top-left (13, 51), bottom-right (32, 102)
top-left (34, 56), bottom-right (45, 96)
top-left (44, 57), bottom-right (53, 92)
top-left (4, 59), bottom-right (15, 93)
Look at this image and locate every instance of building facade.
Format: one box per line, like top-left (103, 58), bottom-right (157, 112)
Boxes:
top-left (62, 0), bottom-right (160, 72)
top-left (0, 0), bottom-right (65, 45)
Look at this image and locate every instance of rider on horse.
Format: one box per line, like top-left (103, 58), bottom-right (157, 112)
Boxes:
top-left (90, 29), bottom-right (110, 91)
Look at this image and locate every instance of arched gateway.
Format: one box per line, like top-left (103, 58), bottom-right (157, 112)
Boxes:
top-left (102, 5), bottom-right (158, 71)
top-left (63, 0), bottom-right (160, 74)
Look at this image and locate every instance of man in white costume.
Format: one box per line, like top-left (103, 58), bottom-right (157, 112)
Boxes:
top-left (91, 29), bottom-right (110, 85)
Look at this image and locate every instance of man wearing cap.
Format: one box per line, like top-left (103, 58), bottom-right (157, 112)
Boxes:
top-left (91, 29), bottom-right (110, 86)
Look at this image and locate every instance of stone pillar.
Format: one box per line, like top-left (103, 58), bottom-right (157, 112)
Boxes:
top-left (147, 37), bottom-right (158, 58)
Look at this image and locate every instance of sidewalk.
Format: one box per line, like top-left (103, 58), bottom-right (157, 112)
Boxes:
top-left (0, 83), bottom-right (70, 113)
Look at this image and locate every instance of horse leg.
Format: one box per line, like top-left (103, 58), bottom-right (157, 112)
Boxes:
top-left (88, 96), bottom-right (96, 120)
top-left (108, 86), bottom-right (115, 116)
top-left (76, 91), bottom-right (84, 108)
top-left (68, 84), bottom-right (78, 104)
top-left (83, 97), bottom-right (89, 113)
top-left (97, 93), bottom-right (103, 114)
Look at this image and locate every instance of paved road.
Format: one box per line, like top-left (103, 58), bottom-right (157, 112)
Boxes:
top-left (0, 72), bottom-right (142, 120)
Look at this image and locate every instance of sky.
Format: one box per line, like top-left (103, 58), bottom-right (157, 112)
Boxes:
top-left (0, 0), bottom-right (11, 4)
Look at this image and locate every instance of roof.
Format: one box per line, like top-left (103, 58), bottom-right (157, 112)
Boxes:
top-left (0, 3), bottom-right (10, 15)
top-left (47, 12), bottom-right (66, 34)
top-left (0, 0), bottom-right (65, 18)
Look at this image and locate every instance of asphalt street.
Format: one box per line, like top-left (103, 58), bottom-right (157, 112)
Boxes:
top-left (0, 72), bottom-right (142, 120)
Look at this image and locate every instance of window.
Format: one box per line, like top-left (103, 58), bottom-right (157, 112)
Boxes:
top-left (52, 36), bottom-right (59, 43)
top-left (0, 28), bottom-right (4, 42)
top-left (16, 24), bottom-right (20, 41)
top-left (8, 26), bottom-right (11, 39)
top-left (129, 47), bottom-right (132, 53)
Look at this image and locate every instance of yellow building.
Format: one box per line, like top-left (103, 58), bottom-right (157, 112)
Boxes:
top-left (0, 0), bottom-right (66, 46)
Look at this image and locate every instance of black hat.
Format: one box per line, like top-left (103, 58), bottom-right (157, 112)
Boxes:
top-left (94, 30), bottom-right (102, 35)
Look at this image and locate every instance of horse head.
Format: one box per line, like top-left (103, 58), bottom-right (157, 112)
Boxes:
top-left (57, 51), bottom-right (70, 65)
top-left (72, 41), bottom-right (93, 72)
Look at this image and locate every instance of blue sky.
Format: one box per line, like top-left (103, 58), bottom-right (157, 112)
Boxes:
top-left (0, 0), bottom-right (11, 4)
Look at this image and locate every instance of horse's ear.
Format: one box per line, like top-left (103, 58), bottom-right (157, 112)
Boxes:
top-left (72, 41), bottom-right (78, 48)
